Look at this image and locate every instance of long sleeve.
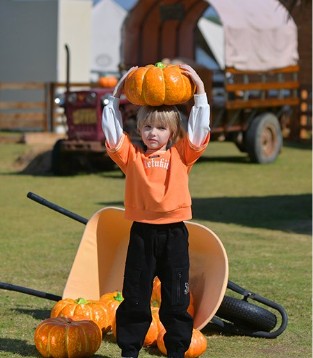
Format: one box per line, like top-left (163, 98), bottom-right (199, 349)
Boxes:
top-left (187, 93), bottom-right (210, 147)
top-left (101, 96), bottom-right (124, 147)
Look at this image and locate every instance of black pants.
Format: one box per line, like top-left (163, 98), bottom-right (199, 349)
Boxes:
top-left (116, 221), bottom-right (193, 358)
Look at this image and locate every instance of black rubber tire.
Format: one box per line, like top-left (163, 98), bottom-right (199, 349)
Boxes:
top-left (216, 296), bottom-right (277, 332)
top-left (245, 112), bottom-right (282, 163)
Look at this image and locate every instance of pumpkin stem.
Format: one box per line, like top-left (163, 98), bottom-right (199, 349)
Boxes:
top-left (114, 292), bottom-right (124, 302)
top-left (155, 62), bottom-right (166, 69)
top-left (76, 297), bottom-right (88, 305)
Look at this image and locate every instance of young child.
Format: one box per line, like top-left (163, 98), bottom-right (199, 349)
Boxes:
top-left (102, 64), bottom-right (210, 358)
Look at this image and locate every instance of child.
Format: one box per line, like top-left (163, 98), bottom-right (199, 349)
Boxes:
top-left (102, 64), bottom-right (210, 358)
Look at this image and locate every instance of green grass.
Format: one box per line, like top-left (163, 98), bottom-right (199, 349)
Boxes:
top-left (0, 140), bottom-right (311, 357)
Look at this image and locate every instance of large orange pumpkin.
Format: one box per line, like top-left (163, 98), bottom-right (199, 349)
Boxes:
top-left (50, 297), bottom-right (110, 333)
top-left (99, 291), bottom-right (124, 331)
top-left (157, 328), bottom-right (207, 358)
top-left (124, 62), bottom-right (196, 106)
top-left (34, 317), bottom-right (102, 358)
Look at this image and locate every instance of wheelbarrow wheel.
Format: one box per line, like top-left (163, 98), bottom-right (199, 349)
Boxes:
top-left (217, 296), bottom-right (277, 332)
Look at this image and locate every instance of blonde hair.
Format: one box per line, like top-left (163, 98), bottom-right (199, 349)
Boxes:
top-left (136, 105), bottom-right (183, 144)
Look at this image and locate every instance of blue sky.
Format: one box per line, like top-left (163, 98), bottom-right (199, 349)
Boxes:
top-left (93, 0), bottom-right (136, 10)
top-left (93, 1), bottom-right (218, 18)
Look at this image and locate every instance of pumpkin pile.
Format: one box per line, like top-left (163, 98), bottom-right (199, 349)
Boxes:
top-left (124, 62), bottom-right (196, 106)
top-left (34, 277), bottom-right (207, 357)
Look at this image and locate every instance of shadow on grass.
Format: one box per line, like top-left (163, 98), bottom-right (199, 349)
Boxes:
top-left (0, 338), bottom-right (38, 356)
top-left (99, 193), bottom-right (312, 235)
top-left (192, 194), bottom-right (312, 235)
top-left (14, 308), bottom-right (50, 320)
top-left (284, 140), bottom-right (312, 151)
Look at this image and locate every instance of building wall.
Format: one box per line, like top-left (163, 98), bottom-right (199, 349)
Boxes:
top-left (0, 0), bottom-right (92, 82)
top-left (0, 0), bottom-right (58, 82)
top-left (57, 0), bottom-right (92, 82)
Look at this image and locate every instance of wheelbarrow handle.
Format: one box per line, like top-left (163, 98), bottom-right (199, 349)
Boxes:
top-left (27, 192), bottom-right (88, 225)
top-left (0, 281), bottom-right (62, 302)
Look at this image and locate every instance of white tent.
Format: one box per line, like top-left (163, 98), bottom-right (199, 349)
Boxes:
top-left (205, 0), bottom-right (298, 71)
top-left (91, 0), bottom-right (126, 75)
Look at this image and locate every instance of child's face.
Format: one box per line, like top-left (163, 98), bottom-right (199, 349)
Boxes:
top-left (140, 123), bottom-right (172, 151)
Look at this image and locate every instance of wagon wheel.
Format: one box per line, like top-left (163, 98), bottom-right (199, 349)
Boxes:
top-left (216, 295), bottom-right (277, 332)
top-left (245, 113), bottom-right (282, 163)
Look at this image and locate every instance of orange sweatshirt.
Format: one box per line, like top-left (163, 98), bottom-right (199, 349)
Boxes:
top-left (106, 132), bottom-right (209, 224)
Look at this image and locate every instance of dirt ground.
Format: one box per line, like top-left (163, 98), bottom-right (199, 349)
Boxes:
top-left (2, 132), bottom-right (64, 175)
top-left (14, 145), bottom-right (53, 175)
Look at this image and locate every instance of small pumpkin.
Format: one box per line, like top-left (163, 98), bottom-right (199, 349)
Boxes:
top-left (50, 297), bottom-right (110, 333)
top-left (34, 317), bottom-right (102, 358)
top-left (124, 62), bottom-right (196, 106)
top-left (99, 75), bottom-right (118, 88)
top-left (99, 291), bottom-right (124, 331)
top-left (157, 328), bottom-right (207, 358)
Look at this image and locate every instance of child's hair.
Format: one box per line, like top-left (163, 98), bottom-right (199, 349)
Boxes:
top-left (136, 105), bottom-right (184, 144)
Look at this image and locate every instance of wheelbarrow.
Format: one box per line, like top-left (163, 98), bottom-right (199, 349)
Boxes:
top-left (0, 192), bottom-right (288, 339)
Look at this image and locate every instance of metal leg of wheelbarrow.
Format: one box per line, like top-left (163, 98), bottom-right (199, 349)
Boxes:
top-left (25, 192), bottom-right (288, 338)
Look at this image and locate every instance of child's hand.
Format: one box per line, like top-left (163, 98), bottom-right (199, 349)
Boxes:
top-left (113, 66), bottom-right (138, 98)
top-left (179, 64), bottom-right (205, 94)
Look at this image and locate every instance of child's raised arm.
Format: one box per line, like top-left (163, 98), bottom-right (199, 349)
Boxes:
top-left (102, 67), bottom-right (138, 147)
top-left (113, 66), bottom-right (138, 98)
top-left (179, 64), bottom-right (205, 95)
top-left (179, 64), bottom-right (210, 147)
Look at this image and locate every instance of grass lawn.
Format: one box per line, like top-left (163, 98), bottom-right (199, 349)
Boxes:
top-left (0, 139), bottom-right (311, 357)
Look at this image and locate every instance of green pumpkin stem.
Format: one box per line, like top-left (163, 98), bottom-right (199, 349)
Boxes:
top-left (76, 297), bottom-right (88, 304)
top-left (114, 292), bottom-right (124, 302)
top-left (155, 62), bottom-right (165, 69)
